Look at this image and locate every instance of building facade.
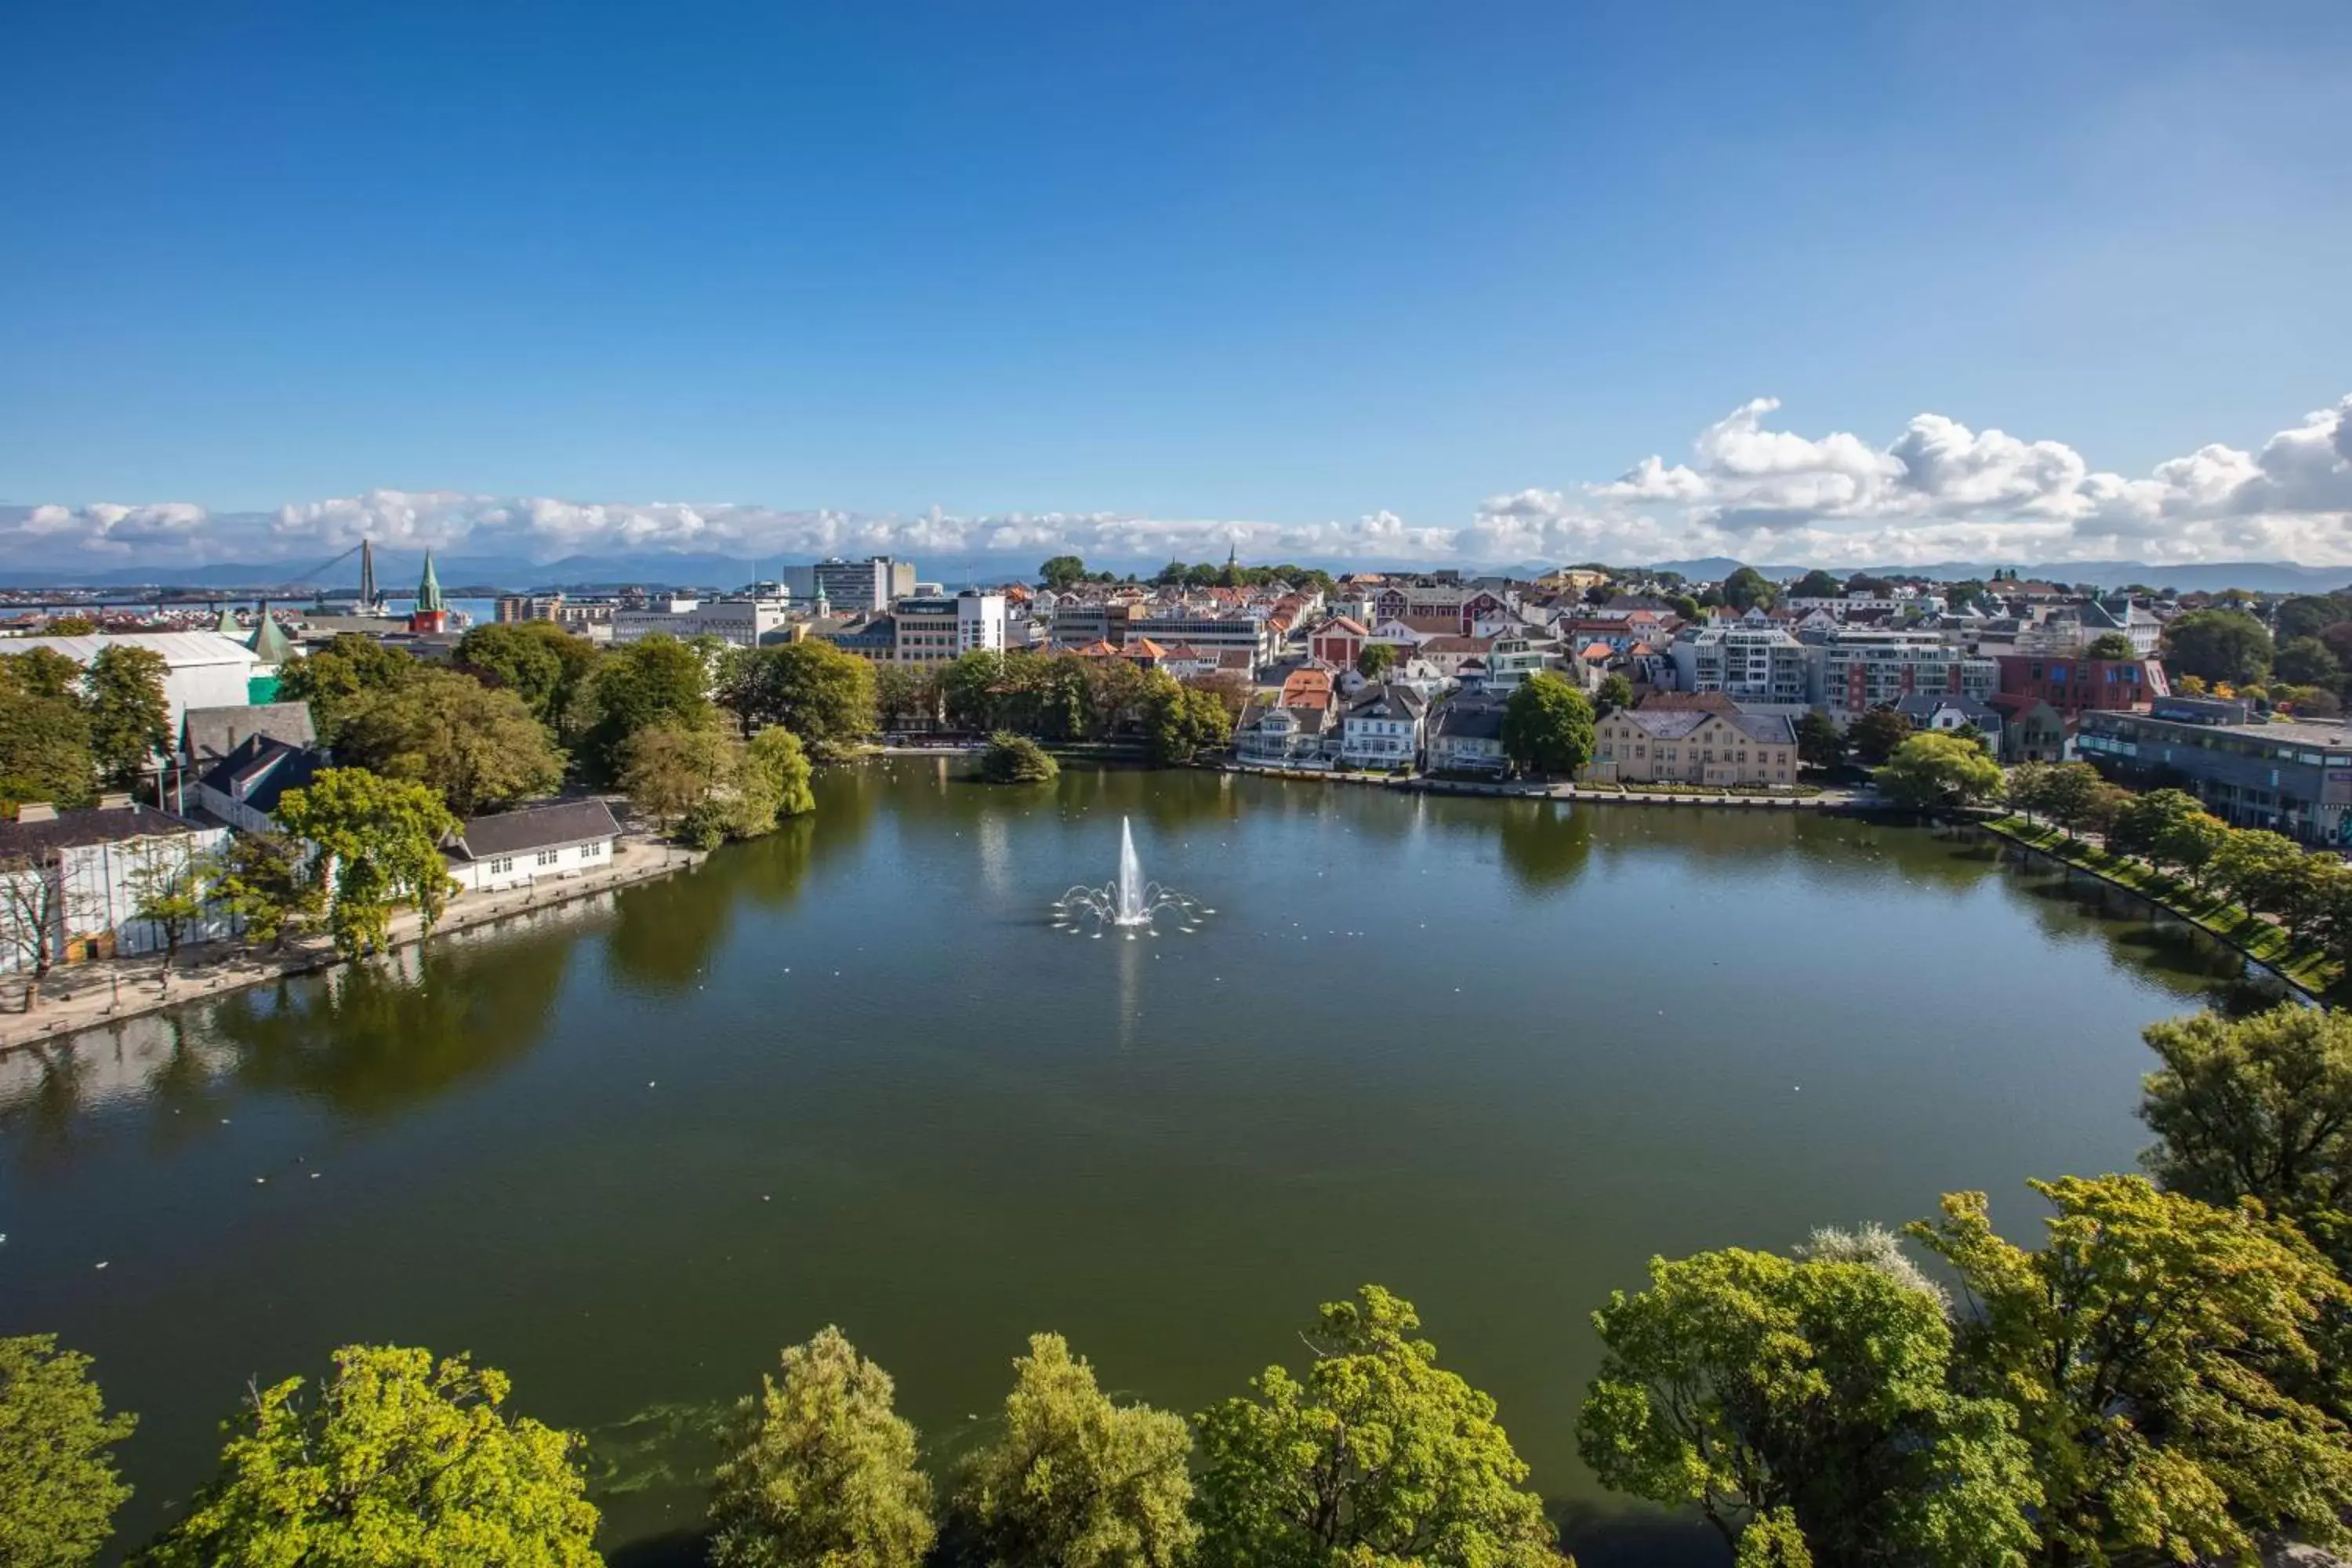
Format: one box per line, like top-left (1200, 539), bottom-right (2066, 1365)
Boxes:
top-left (0, 802), bottom-right (236, 970)
top-left (1586, 710), bottom-right (1799, 787)
top-left (1994, 653), bottom-right (2169, 719)
top-left (610, 596), bottom-right (793, 648)
top-left (891, 592), bottom-right (1007, 664)
top-left (1668, 626), bottom-right (1809, 706)
top-left (2078, 699), bottom-right (2352, 847)
top-left (1809, 632), bottom-right (1997, 720)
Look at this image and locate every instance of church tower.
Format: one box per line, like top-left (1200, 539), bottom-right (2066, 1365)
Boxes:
top-left (408, 550), bottom-right (450, 633)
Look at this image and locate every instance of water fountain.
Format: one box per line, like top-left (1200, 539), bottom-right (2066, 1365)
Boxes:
top-left (1051, 817), bottom-right (1210, 938)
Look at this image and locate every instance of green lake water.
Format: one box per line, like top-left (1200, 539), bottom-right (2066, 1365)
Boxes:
top-left (0, 761), bottom-right (2283, 1563)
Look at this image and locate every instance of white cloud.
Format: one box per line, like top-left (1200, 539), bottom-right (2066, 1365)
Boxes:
top-left (8, 394), bottom-right (2349, 573)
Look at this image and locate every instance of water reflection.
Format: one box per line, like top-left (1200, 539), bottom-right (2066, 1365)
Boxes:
top-left (1493, 798), bottom-right (1592, 891)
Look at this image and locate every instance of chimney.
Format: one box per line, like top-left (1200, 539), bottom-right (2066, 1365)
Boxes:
top-left (16, 802), bottom-right (56, 822)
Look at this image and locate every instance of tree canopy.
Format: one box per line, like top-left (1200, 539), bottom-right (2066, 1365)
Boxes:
top-left (141, 1344), bottom-right (599, 1567)
top-left (1790, 569), bottom-right (1843, 599)
top-left (1500, 671), bottom-right (1595, 776)
top-left (335, 668), bottom-right (566, 817)
top-left (1193, 1285), bottom-right (1563, 1568)
top-left (2081, 632), bottom-right (2139, 661)
top-left (1874, 732), bottom-right (2004, 810)
top-left (719, 641), bottom-right (877, 752)
top-left (1721, 567), bottom-right (1777, 612)
top-left (274, 768), bottom-right (459, 957)
top-left (1356, 641), bottom-right (1397, 680)
top-left (708, 1327), bottom-right (936, 1568)
top-left (586, 634), bottom-right (714, 781)
top-left (84, 645), bottom-right (172, 787)
top-left (456, 621), bottom-right (601, 738)
top-left (274, 633), bottom-right (420, 745)
top-left (1143, 672), bottom-right (1230, 764)
top-left (0, 1334), bottom-right (136, 1568)
top-left (1039, 554), bottom-right (1090, 590)
top-left (2162, 608), bottom-right (2273, 686)
top-left (1845, 707), bottom-right (1912, 767)
top-left (980, 732), bottom-right (1059, 784)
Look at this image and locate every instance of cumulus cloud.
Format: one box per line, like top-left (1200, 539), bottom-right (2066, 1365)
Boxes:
top-left (8, 394), bottom-right (2350, 573)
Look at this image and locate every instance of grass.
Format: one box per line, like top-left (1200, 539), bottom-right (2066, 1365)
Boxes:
top-left (1984, 814), bottom-right (2340, 995)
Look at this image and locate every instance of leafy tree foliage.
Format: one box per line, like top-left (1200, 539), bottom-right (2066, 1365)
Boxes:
top-left (0, 1334), bottom-right (136, 1568)
top-left (2081, 632), bottom-right (2139, 661)
top-left (940, 652), bottom-right (1148, 741)
top-left (953, 1333), bottom-right (1196, 1568)
top-left (586, 634), bottom-right (714, 781)
top-left (1040, 554), bottom-right (1090, 589)
top-left (1795, 710), bottom-right (1846, 771)
top-left (2203, 827), bottom-right (2303, 908)
top-left (141, 1344), bottom-right (598, 1566)
top-left (719, 641), bottom-right (877, 752)
top-left (2032, 762), bottom-right (2127, 842)
top-left (1911, 1176), bottom-right (2352, 1566)
top-left (622, 719), bottom-right (737, 833)
top-left (980, 732), bottom-right (1060, 784)
top-left (0, 652), bottom-right (97, 808)
top-left (2162, 608), bottom-right (2273, 686)
top-left (1721, 566), bottom-right (1777, 612)
top-left (84, 645), bottom-right (172, 786)
top-left (1874, 733), bottom-right (2004, 810)
top-left (708, 1327), bottom-right (936, 1568)
top-left (1143, 672), bottom-right (1230, 764)
top-left (457, 621), bottom-right (601, 738)
top-left (1356, 641), bottom-right (1397, 680)
top-left (1500, 671), bottom-right (1595, 776)
top-left (1665, 593), bottom-right (1703, 622)
top-left (1193, 1285), bottom-right (1563, 1568)
top-left (1578, 1247), bottom-right (2037, 1566)
top-left (2274, 635), bottom-right (2344, 689)
top-left (128, 841), bottom-right (213, 978)
top-left (336, 669), bottom-right (566, 817)
top-left (1789, 568), bottom-right (1843, 600)
top-left (1845, 707), bottom-right (1912, 767)
top-left (274, 633), bottom-right (420, 745)
top-left (211, 830), bottom-right (323, 952)
top-left (2105, 787), bottom-right (2223, 878)
top-left (744, 728), bottom-right (816, 823)
top-left (872, 662), bottom-right (936, 730)
top-left (2274, 593), bottom-right (2352, 645)
top-left (274, 768), bottom-right (459, 957)
top-left (1595, 672), bottom-right (1634, 714)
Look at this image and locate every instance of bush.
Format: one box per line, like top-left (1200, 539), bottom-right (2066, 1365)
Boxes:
top-left (979, 732), bottom-right (1059, 784)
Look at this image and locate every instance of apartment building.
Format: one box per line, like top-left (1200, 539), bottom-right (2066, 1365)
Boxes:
top-left (610, 595), bottom-right (792, 648)
top-left (1586, 710), bottom-right (1800, 788)
top-left (1809, 631), bottom-right (1996, 719)
top-left (891, 591), bottom-right (1007, 664)
top-left (779, 557), bottom-right (916, 612)
top-left (1667, 626), bottom-right (1809, 706)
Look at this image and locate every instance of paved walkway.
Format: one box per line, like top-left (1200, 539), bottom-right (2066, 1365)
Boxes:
top-left (0, 838), bottom-right (704, 1054)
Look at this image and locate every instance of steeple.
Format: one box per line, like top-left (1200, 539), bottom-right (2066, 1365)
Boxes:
top-left (248, 601), bottom-right (293, 666)
top-left (417, 550), bottom-right (445, 612)
top-left (212, 604), bottom-right (240, 637)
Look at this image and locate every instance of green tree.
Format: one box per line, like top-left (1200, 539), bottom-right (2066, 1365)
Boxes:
top-left (1040, 554), bottom-right (1089, 590)
top-left (1845, 707), bottom-right (1911, 767)
top-left (0, 1334), bottom-right (136, 1568)
top-left (2274, 635), bottom-right (2343, 689)
top-left (2140, 1004), bottom-right (2352, 1239)
top-left (0, 655), bottom-right (96, 808)
top-left (1795, 710), bottom-right (1846, 771)
top-left (1911, 1176), bottom-right (2352, 1566)
top-left (1595, 672), bottom-right (1634, 714)
top-left (586, 634), bottom-right (714, 781)
top-left (743, 728), bottom-right (816, 824)
top-left (872, 662), bottom-right (934, 731)
top-left (954, 1334), bottom-right (1196, 1568)
top-left (83, 644), bottom-right (172, 787)
top-left (2105, 787), bottom-right (2224, 880)
top-left (720, 641), bottom-right (878, 753)
top-left (1665, 593), bottom-right (1703, 622)
top-left (622, 719), bottom-right (737, 833)
top-left (1356, 641), bottom-right (1397, 681)
top-left (1874, 732), bottom-right (2005, 810)
top-left (141, 1344), bottom-right (598, 1566)
top-left (128, 840), bottom-right (212, 982)
top-left (2035, 762), bottom-right (2118, 842)
top-left (1721, 566), bottom-right (1777, 612)
top-left (1143, 673), bottom-right (1230, 764)
top-left (2274, 593), bottom-right (2352, 645)
top-left (274, 633), bottom-right (421, 745)
top-left (708, 1327), bottom-right (936, 1568)
top-left (274, 768), bottom-right (460, 958)
top-left (980, 732), bottom-right (1059, 784)
top-left (1790, 568), bottom-right (1843, 600)
top-left (1500, 671), bottom-right (1595, 777)
top-left (457, 621), bottom-right (601, 736)
top-left (45, 614), bottom-right (98, 636)
top-left (1193, 1285), bottom-right (1563, 1568)
top-left (2205, 827), bottom-right (2303, 910)
top-left (211, 830), bottom-right (323, 952)
top-left (2162, 608), bottom-right (2273, 686)
top-left (1578, 1248), bottom-right (2037, 1566)
top-left (2002, 761), bottom-right (2052, 821)
top-left (2081, 632), bottom-right (2138, 661)
top-left (335, 668), bottom-right (567, 817)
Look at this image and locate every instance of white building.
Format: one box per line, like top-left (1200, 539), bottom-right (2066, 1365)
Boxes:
top-left (0, 801), bottom-right (235, 970)
top-left (891, 591), bottom-right (1007, 664)
top-left (444, 799), bottom-right (625, 895)
top-left (1339, 683), bottom-right (1427, 768)
top-left (1, 630), bottom-right (259, 732)
top-left (1668, 626), bottom-right (1810, 706)
top-left (610, 595), bottom-right (793, 648)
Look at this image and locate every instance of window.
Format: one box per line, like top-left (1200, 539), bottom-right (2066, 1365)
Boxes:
top-left (489, 856), bottom-right (513, 874)
top-left (535, 848), bottom-right (561, 867)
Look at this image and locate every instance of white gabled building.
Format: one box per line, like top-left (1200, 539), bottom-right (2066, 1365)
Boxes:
top-left (444, 799), bottom-right (625, 895)
top-left (1, 630), bottom-right (260, 731)
top-left (0, 800), bottom-right (235, 970)
top-left (1339, 683), bottom-right (1427, 769)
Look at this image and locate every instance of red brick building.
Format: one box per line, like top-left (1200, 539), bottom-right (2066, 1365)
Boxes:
top-left (1994, 653), bottom-right (2168, 718)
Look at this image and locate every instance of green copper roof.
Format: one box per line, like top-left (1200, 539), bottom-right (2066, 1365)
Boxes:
top-left (213, 606), bottom-right (240, 637)
top-left (248, 610), bottom-right (295, 664)
top-left (417, 550), bottom-right (445, 612)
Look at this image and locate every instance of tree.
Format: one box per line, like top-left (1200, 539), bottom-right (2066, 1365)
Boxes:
top-left (211, 830), bottom-right (322, 952)
top-left (2162, 608), bottom-right (2273, 686)
top-left (2205, 827), bottom-right (2304, 910)
top-left (1790, 568), bottom-right (1843, 600)
top-left (1040, 554), bottom-right (1089, 590)
top-left (1194, 1286), bottom-right (1563, 1568)
top-left (0, 652), bottom-right (98, 809)
top-left (0, 850), bottom-right (89, 1010)
top-left (1595, 672), bottom-right (1634, 715)
top-left (2036, 762), bottom-right (2118, 842)
top-left (1846, 707), bottom-right (1911, 767)
top-left (2274, 635), bottom-right (2343, 689)
top-left (720, 641), bottom-right (877, 753)
top-left (274, 633), bottom-right (420, 746)
top-left (0, 1334), bottom-right (136, 1567)
top-left (2081, 632), bottom-right (2138, 661)
top-left (1356, 641), bottom-right (1397, 681)
top-left (2274, 593), bottom-right (2352, 644)
top-left (1665, 593), bottom-right (1702, 622)
top-left (622, 719), bottom-right (737, 833)
top-left (954, 1334), bottom-right (1196, 1568)
top-left (1722, 566), bottom-right (1777, 612)
top-left (2002, 761), bottom-right (2053, 822)
top-left (141, 1344), bottom-right (599, 1566)
top-left (457, 620), bottom-right (601, 736)
top-left (274, 768), bottom-right (460, 958)
top-left (45, 615), bottom-right (98, 636)
top-left (1500, 671), bottom-right (1595, 777)
top-left (335, 669), bottom-right (566, 818)
top-left (1578, 1248), bottom-right (2037, 1566)
top-left (1874, 732), bottom-right (2005, 811)
top-left (128, 839), bottom-right (212, 983)
top-left (1911, 1176), bottom-right (2352, 1566)
top-left (708, 1327), bottom-right (936, 1568)
top-left (1795, 710), bottom-right (1846, 771)
top-left (743, 728), bottom-right (816, 824)
top-left (2106, 787), bottom-right (2225, 881)
top-left (586, 634), bottom-right (713, 781)
top-left (872, 662), bottom-right (935, 731)
top-left (980, 732), bottom-right (1059, 784)
top-left (1143, 673), bottom-right (1230, 764)
top-left (82, 645), bottom-right (172, 788)
top-left (2140, 1004), bottom-right (2352, 1238)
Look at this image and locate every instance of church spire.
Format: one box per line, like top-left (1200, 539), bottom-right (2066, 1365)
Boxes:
top-left (417, 550), bottom-right (445, 613)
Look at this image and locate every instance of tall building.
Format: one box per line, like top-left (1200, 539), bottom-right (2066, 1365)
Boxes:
top-left (891, 591), bottom-right (1006, 664)
top-left (782, 557), bottom-right (917, 613)
top-left (1668, 626), bottom-right (1809, 706)
top-left (1808, 631), bottom-right (1996, 719)
top-left (610, 593), bottom-right (792, 648)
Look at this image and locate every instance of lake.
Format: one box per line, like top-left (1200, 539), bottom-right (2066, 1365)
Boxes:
top-left (0, 761), bottom-right (2282, 1563)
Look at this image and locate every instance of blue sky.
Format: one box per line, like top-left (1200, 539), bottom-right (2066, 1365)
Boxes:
top-left (3, 1), bottom-right (2349, 570)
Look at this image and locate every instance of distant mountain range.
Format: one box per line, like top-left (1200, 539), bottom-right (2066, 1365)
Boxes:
top-left (6, 551), bottom-right (2352, 597)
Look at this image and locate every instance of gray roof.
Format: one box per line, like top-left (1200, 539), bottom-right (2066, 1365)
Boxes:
top-left (1345, 682), bottom-right (1427, 720)
top-left (182, 701), bottom-right (318, 764)
top-left (198, 735), bottom-right (328, 815)
top-left (1431, 702), bottom-right (1505, 741)
top-left (1616, 708), bottom-right (1796, 746)
top-left (1892, 693), bottom-right (2002, 724)
top-left (447, 798), bottom-right (623, 861)
top-left (0, 803), bottom-right (205, 858)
